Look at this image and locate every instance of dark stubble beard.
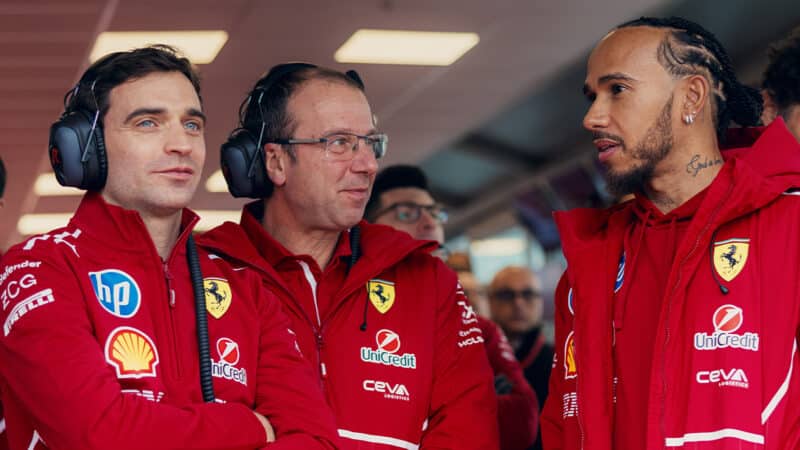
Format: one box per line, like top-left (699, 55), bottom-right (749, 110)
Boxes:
top-left (604, 96), bottom-right (674, 197)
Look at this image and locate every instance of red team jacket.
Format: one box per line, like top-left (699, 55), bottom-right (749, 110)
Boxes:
top-left (0, 193), bottom-right (338, 450)
top-left (478, 316), bottom-right (539, 449)
top-left (541, 120), bottom-right (800, 449)
top-left (199, 205), bottom-right (500, 450)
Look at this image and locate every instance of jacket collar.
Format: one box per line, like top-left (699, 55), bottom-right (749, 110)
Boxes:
top-left (199, 200), bottom-right (438, 291)
top-left (69, 191), bottom-right (199, 257)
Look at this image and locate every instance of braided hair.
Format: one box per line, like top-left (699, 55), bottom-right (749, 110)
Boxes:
top-left (618, 17), bottom-right (763, 139)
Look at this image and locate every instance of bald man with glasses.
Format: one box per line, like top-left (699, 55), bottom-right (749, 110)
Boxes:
top-left (489, 266), bottom-right (552, 450)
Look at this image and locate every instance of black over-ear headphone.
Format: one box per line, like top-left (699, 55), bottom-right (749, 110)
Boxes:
top-left (49, 72), bottom-right (109, 191)
top-left (220, 63), bottom-right (365, 198)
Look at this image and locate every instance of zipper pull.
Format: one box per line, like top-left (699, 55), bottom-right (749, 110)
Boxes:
top-left (320, 362), bottom-right (327, 378)
top-left (163, 261), bottom-right (176, 307)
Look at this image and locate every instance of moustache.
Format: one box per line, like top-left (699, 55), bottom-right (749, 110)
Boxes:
top-left (591, 131), bottom-right (624, 144)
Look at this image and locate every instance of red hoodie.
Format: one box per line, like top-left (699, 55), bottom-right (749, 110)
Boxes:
top-left (199, 207), bottom-right (499, 450)
top-left (0, 193), bottom-right (338, 450)
top-left (541, 119), bottom-right (800, 449)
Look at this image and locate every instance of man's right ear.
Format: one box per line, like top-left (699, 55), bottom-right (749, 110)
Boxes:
top-left (761, 90), bottom-right (778, 126)
top-left (264, 143), bottom-right (287, 187)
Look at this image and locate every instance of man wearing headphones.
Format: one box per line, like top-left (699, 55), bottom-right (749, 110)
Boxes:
top-left (0, 47), bottom-right (337, 449)
top-left (199, 64), bottom-right (499, 450)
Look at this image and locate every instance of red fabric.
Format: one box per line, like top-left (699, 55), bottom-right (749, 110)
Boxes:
top-left (612, 192), bottom-right (705, 450)
top-left (541, 119), bottom-right (800, 450)
top-left (478, 316), bottom-right (539, 450)
top-left (0, 193), bottom-right (337, 450)
top-left (199, 213), bottom-right (500, 450)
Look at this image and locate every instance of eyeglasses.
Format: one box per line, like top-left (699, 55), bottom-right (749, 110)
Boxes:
top-left (374, 202), bottom-right (448, 224)
top-left (273, 132), bottom-right (388, 161)
top-left (490, 288), bottom-right (541, 303)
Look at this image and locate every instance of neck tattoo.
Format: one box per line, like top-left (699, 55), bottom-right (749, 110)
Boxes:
top-left (686, 154), bottom-right (723, 177)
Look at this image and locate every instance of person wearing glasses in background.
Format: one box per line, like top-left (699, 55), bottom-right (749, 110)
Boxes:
top-left (365, 165), bottom-right (449, 257)
top-left (488, 266), bottom-right (552, 450)
top-left (199, 64), bottom-right (498, 450)
top-left (366, 164), bottom-right (539, 450)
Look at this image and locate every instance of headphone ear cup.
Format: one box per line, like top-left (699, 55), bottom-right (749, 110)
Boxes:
top-left (90, 125), bottom-right (108, 190)
top-left (49, 109), bottom-right (105, 190)
top-left (220, 129), bottom-right (271, 198)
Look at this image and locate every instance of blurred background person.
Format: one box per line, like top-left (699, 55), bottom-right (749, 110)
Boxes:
top-left (368, 164), bottom-right (538, 450)
top-left (488, 265), bottom-right (553, 448)
top-left (445, 251), bottom-right (493, 319)
top-left (762, 25), bottom-right (800, 141)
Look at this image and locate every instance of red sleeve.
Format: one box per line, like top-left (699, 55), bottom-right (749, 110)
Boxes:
top-left (420, 262), bottom-right (500, 450)
top-left (479, 317), bottom-right (539, 450)
top-left (540, 273), bottom-right (570, 450)
top-left (0, 248), bottom-right (267, 450)
top-left (252, 283), bottom-right (339, 449)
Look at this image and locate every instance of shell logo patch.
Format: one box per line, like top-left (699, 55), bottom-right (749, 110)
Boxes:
top-left (204, 278), bottom-right (232, 319)
top-left (367, 279), bottom-right (395, 314)
top-left (564, 331), bottom-right (577, 380)
top-left (105, 326), bottom-right (159, 379)
top-left (713, 238), bottom-right (749, 282)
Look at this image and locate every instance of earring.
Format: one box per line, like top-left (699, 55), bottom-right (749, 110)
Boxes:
top-left (683, 113), bottom-right (695, 125)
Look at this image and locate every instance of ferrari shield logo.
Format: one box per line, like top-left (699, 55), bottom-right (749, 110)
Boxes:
top-left (204, 277), bottom-right (232, 319)
top-left (367, 279), bottom-right (395, 314)
top-left (713, 238), bottom-right (750, 282)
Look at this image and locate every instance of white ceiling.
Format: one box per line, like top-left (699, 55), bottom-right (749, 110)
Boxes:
top-left (4, 0), bottom-right (793, 249)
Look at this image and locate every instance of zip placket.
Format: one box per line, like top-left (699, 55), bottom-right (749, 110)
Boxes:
top-left (162, 259), bottom-right (182, 378)
top-left (658, 181), bottom-right (732, 444)
top-left (297, 261), bottom-right (327, 382)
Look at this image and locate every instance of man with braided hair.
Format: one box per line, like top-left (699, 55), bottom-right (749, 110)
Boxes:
top-left (542, 16), bottom-right (800, 450)
top-left (762, 26), bottom-right (800, 142)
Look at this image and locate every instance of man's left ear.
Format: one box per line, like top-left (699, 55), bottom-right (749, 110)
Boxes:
top-left (681, 75), bottom-right (710, 125)
top-left (761, 90), bottom-right (778, 126)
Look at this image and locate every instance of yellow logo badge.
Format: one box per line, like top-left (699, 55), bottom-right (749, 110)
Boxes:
top-left (564, 331), bottom-right (577, 380)
top-left (204, 277), bottom-right (232, 319)
top-left (367, 279), bottom-right (395, 314)
top-left (713, 238), bottom-right (750, 282)
top-left (105, 326), bottom-right (159, 379)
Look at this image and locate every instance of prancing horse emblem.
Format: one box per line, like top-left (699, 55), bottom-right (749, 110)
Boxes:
top-left (367, 279), bottom-right (396, 314)
top-left (204, 278), bottom-right (232, 319)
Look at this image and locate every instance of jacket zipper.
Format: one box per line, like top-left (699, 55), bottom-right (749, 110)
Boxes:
top-left (163, 260), bottom-right (182, 377)
top-left (297, 261), bottom-right (327, 383)
top-left (658, 181), bottom-right (733, 445)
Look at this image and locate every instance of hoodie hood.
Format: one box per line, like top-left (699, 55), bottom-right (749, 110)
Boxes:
top-left (556, 118), bottom-right (800, 249)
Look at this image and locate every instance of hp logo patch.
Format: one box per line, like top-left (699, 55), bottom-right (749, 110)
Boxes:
top-left (90, 269), bottom-right (141, 318)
